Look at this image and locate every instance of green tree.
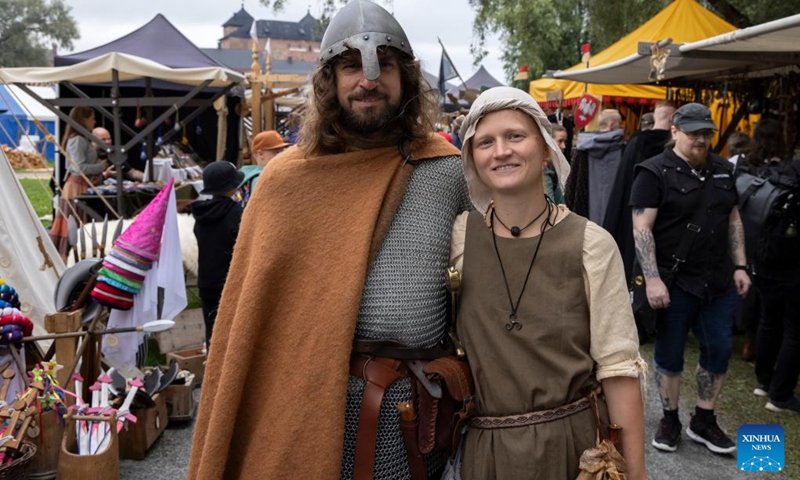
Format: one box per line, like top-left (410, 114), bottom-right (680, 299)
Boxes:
top-left (703, 0), bottom-right (800, 28)
top-left (0, 0), bottom-right (79, 67)
top-left (469, 0), bottom-right (587, 81)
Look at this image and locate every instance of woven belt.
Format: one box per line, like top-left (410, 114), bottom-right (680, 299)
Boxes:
top-left (470, 395), bottom-right (592, 429)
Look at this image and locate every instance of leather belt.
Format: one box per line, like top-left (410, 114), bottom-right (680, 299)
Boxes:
top-left (470, 392), bottom-right (596, 430)
top-left (352, 339), bottom-right (450, 360)
top-left (349, 354), bottom-right (407, 480)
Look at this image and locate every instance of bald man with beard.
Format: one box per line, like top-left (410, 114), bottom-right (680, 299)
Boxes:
top-left (92, 127), bottom-right (143, 182)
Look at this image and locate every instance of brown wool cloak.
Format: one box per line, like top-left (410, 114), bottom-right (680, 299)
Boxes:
top-left (187, 135), bottom-right (460, 479)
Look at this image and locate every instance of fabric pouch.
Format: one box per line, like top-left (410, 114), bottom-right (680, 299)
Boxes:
top-left (575, 392), bottom-right (627, 480)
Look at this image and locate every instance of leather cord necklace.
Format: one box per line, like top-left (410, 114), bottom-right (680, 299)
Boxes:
top-left (493, 204), bottom-right (548, 237)
top-left (491, 200), bottom-right (553, 331)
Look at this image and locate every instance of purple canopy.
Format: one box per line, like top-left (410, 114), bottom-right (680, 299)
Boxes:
top-left (55, 14), bottom-right (225, 69)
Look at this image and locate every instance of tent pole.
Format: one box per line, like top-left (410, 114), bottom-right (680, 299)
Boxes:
top-left (111, 69), bottom-right (125, 216)
top-left (146, 77), bottom-right (154, 183)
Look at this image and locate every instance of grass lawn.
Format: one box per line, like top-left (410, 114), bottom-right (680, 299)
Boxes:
top-left (640, 334), bottom-right (800, 478)
top-left (18, 177), bottom-right (53, 228)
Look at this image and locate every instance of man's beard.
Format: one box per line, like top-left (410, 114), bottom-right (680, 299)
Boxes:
top-left (686, 144), bottom-right (710, 168)
top-left (339, 93), bottom-right (401, 136)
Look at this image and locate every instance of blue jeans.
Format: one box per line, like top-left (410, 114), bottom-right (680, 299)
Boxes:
top-left (653, 286), bottom-right (739, 376)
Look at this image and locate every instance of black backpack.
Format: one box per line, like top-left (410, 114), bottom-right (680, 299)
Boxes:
top-left (735, 161), bottom-right (800, 270)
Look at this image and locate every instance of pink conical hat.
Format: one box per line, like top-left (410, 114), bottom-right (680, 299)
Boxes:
top-left (114, 178), bottom-right (174, 262)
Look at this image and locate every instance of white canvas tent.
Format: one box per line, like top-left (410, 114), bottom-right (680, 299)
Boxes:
top-left (0, 150), bottom-right (65, 338)
top-left (0, 52), bottom-right (246, 211)
top-left (548, 13), bottom-right (800, 85)
top-left (0, 51), bottom-right (244, 88)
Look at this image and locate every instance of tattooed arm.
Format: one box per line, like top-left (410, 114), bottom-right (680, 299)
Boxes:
top-left (728, 207), bottom-right (747, 265)
top-left (728, 207), bottom-right (751, 296)
top-left (632, 207), bottom-right (670, 309)
top-left (632, 207), bottom-right (660, 279)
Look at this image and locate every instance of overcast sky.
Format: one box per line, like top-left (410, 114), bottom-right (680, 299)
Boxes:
top-left (64, 0), bottom-right (508, 84)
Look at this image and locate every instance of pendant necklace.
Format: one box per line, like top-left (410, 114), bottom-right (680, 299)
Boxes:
top-left (493, 205), bottom-right (548, 237)
top-left (491, 200), bottom-right (551, 331)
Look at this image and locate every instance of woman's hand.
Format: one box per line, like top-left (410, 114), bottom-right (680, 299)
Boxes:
top-left (102, 165), bottom-right (116, 179)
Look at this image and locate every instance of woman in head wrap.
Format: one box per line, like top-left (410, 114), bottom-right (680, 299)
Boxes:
top-left (451, 87), bottom-right (647, 479)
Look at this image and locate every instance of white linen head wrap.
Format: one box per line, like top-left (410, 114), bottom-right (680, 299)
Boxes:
top-left (460, 86), bottom-right (571, 214)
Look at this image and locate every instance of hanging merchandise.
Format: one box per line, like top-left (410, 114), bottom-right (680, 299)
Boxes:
top-left (181, 122), bottom-right (189, 146)
top-left (134, 101), bottom-right (147, 129)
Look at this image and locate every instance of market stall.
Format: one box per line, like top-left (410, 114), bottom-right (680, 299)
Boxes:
top-left (530, 0), bottom-right (738, 132)
top-left (546, 13), bottom-right (800, 152)
top-left (0, 52), bottom-right (245, 218)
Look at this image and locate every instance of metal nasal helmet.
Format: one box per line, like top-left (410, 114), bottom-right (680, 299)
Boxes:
top-left (319, 0), bottom-right (413, 81)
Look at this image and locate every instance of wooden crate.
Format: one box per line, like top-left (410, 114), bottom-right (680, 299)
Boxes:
top-left (163, 377), bottom-right (195, 422)
top-left (154, 308), bottom-right (204, 354)
top-left (118, 393), bottom-right (168, 461)
top-left (166, 348), bottom-right (206, 387)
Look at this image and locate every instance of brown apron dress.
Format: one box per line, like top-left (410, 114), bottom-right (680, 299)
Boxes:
top-left (459, 210), bottom-right (609, 480)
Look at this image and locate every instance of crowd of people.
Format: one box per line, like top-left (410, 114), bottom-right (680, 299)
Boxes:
top-left (58, 1), bottom-right (788, 478)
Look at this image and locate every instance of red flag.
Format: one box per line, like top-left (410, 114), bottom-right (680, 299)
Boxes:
top-left (514, 65), bottom-right (529, 81)
top-left (580, 43), bottom-right (591, 54)
top-left (574, 94), bottom-right (600, 129)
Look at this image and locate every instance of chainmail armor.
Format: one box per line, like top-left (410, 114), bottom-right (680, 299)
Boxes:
top-left (340, 154), bottom-right (471, 480)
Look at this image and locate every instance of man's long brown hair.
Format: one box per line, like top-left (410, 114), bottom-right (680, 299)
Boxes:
top-left (298, 47), bottom-right (438, 155)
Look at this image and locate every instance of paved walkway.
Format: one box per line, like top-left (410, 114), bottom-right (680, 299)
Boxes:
top-left (642, 373), bottom-right (762, 479)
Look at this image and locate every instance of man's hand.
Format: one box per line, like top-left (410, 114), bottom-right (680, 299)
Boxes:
top-left (646, 276), bottom-right (671, 309)
top-left (734, 269), bottom-right (751, 297)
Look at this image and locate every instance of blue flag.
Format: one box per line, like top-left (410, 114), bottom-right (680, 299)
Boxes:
top-left (438, 44), bottom-right (460, 101)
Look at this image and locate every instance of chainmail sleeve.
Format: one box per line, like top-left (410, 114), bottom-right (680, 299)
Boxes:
top-left (340, 154), bottom-right (471, 480)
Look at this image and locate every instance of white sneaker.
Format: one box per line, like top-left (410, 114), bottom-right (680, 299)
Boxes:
top-left (765, 397), bottom-right (800, 414)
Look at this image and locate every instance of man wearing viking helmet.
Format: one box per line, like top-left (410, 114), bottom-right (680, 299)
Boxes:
top-left (188, 1), bottom-right (470, 479)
